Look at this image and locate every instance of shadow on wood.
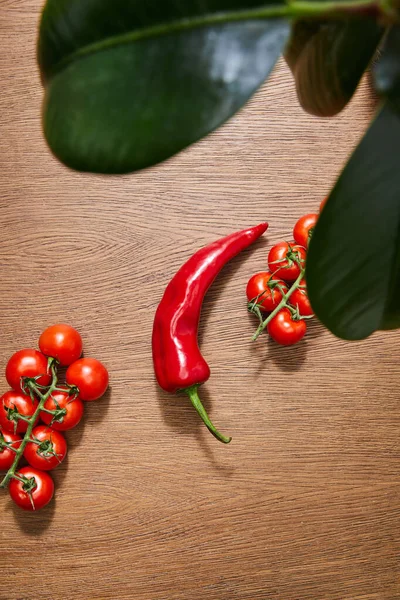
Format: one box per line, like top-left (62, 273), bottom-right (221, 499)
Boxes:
top-left (157, 383), bottom-right (235, 476)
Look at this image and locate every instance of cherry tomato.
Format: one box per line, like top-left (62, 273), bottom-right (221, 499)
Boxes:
top-left (40, 389), bottom-right (84, 431)
top-left (246, 272), bottom-right (288, 313)
top-left (320, 196), bottom-right (328, 212)
top-left (6, 349), bottom-right (50, 393)
top-left (0, 429), bottom-right (22, 470)
top-left (66, 358), bottom-right (109, 401)
top-left (24, 425), bottom-right (67, 471)
top-left (293, 214), bottom-right (318, 248)
top-left (39, 324), bottom-right (83, 367)
top-left (0, 391), bottom-right (38, 434)
top-left (267, 308), bottom-right (306, 345)
top-left (9, 466), bottom-right (54, 511)
top-left (290, 279), bottom-right (314, 317)
top-left (268, 242), bottom-right (306, 282)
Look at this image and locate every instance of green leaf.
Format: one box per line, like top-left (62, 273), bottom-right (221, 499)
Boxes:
top-left (307, 103), bottom-right (400, 340)
top-left (39, 1), bottom-right (289, 174)
top-left (373, 26), bottom-right (400, 113)
top-left (286, 20), bottom-right (383, 117)
top-left (284, 20), bottom-right (322, 72)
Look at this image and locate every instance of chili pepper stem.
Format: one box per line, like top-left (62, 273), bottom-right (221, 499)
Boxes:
top-left (0, 360), bottom-right (58, 489)
top-left (185, 385), bottom-right (232, 444)
top-left (252, 269), bottom-right (305, 341)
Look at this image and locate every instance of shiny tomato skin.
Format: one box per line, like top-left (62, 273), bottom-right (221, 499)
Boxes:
top-left (0, 429), bottom-right (22, 470)
top-left (0, 391), bottom-right (39, 434)
top-left (39, 324), bottom-right (83, 366)
top-left (268, 242), bottom-right (306, 282)
top-left (290, 280), bottom-right (314, 317)
top-left (6, 349), bottom-right (50, 393)
top-left (267, 308), bottom-right (307, 346)
top-left (66, 358), bottom-right (109, 401)
top-left (293, 214), bottom-right (318, 248)
top-left (9, 466), bottom-right (54, 511)
top-left (24, 425), bottom-right (67, 471)
top-left (246, 272), bottom-right (288, 313)
top-left (40, 390), bottom-right (84, 431)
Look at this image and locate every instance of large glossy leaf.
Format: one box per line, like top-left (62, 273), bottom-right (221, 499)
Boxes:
top-left (285, 20), bottom-right (383, 117)
top-left (284, 20), bottom-right (322, 72)
top-left (39, 1), bottom-right (289, 174)
top-left (373, 26), bottom-right (400, 112)
top-left (307, 103), bottom-right (400, 340)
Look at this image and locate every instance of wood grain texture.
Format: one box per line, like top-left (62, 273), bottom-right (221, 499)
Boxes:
top-left (0, 3), bottom-right (399, 599)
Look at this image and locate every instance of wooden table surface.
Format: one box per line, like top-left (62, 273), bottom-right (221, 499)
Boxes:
top-left (1, 3), bottom-right (399, 599)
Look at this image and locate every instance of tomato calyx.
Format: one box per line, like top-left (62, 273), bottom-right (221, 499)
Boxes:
top-left (20, 375), bottom-right (42, 395)
top-left (247, 279), bottom-right (287, 312)
top-left (41, 405), bottom-right (68, 426)
top-left (31, 437), bottom-right (60, 462)
top-left (39, 384), bottom-right (78, 427)
top-left (68, 384), bottom-right (79, 395)
top-left (247, 280), bottom-right (288, 324)
top-left (12, 473), bottom-right (37, 510)
top-left (269, 243), bottom-right (305, 273)
top-left (286, 304), bottom-right (302, 320)
top-left (66, 384), bottom-right (80, 398)
top-left (19, 474), bottom-right (37, 494)
top-left (286, 302), bottom-right (314, 322)
top-left (0, 431), bottom-right (18, 454)
top-left (0, 431), bottom-right (7, 451)
top-left (5, 405), bottom-right (31, 431)
top-left (49, 385), bottom-right (79, 399)
top-left (41, 393), bottom-right (70, 426)
top-left (13, 472), bottom-right (37, 492)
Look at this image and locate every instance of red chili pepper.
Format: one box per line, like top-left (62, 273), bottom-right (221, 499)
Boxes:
top-left (152, 223), bottom-right (268, 444)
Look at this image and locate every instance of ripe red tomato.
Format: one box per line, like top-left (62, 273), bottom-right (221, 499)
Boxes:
top-left (290, 280), bottom-right (314, 317)
top-left (66, 358), bottom-right (109, 401)
top-left (9, 466), bottom-right (54, 511)
top-left (0, 429), bottom-right (21, 470)
top-left (40, 389), bottom-right (84, 431)
top-left (293, 214), bottom-right (318, 248)
top-left (0, 391), bottom-right (39, 434)
top-left (24, 425), bottom-right (67, 471)
top-left (268, 242), bottom-right (306, 282)
top-left (246, 272), bottom-right (288, 313)
top-left (6, 349), bottom-right (50, 393)
top-left (39, 324), bottom-right (83, 367)
top-left (267, 308), bottom-right (307, 346)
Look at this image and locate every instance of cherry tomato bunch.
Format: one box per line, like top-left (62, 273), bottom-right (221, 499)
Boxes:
top-left (247, 202), bottom-right (324, 345)
top-left (0, 324), bottom-right (109, 511)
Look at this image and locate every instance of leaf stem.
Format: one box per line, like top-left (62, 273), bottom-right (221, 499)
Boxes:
top-left (252, 269), bottom-right (305, 341)
top-left (47, 0), bottom-right (396, 79)
top-left (0, 363), bottom-right (58, 489)
top-left (288, 0), bottom-right (383, 18)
